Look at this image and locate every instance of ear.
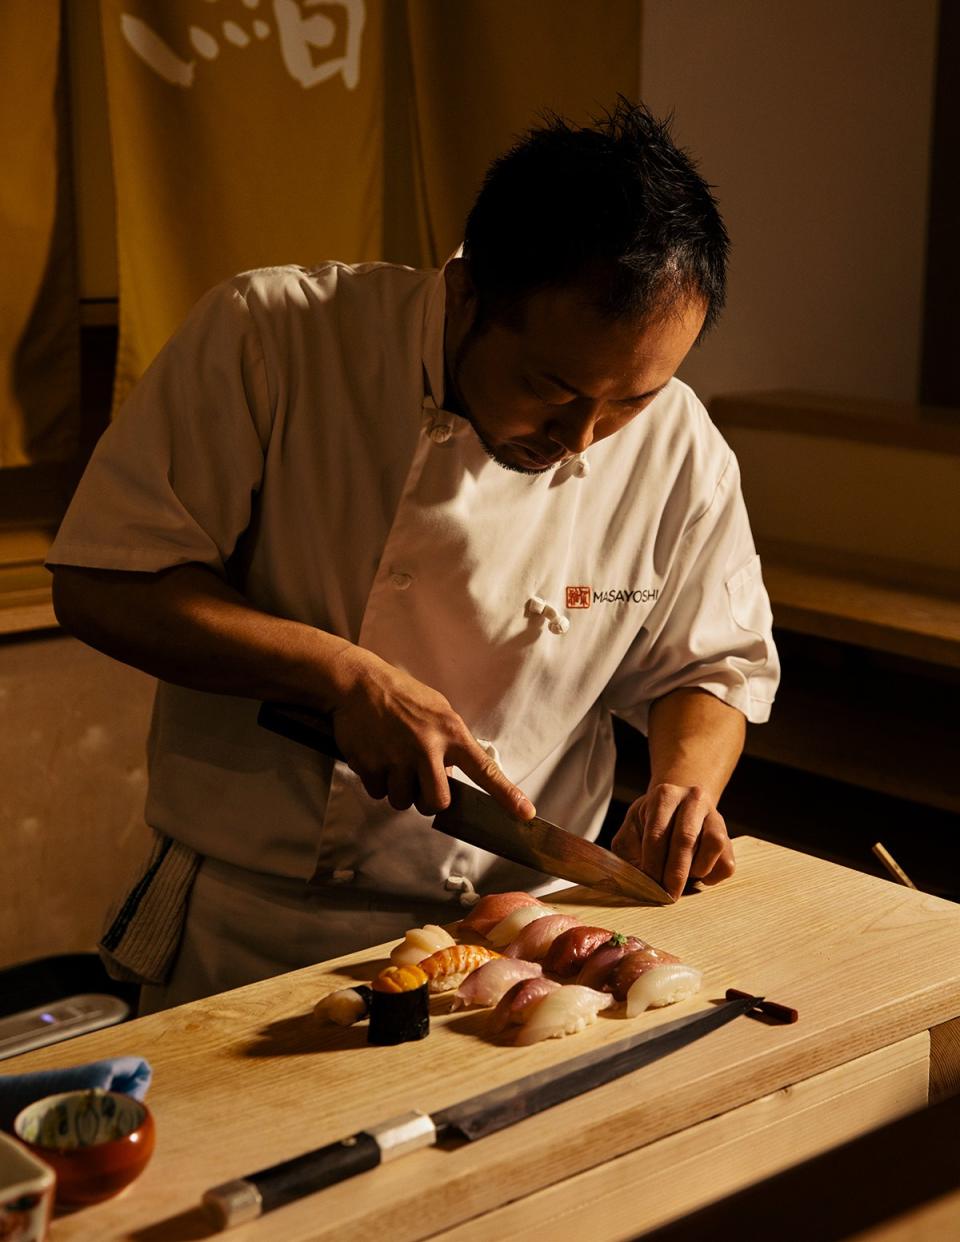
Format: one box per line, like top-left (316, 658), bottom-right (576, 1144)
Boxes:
top-left (443, 257), bottom-right (478, 319)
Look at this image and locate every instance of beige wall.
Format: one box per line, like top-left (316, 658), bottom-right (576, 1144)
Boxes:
top-left (0, 633), bottom-right (154, 969)
top-left (641, 0), bottom-right (939, 406)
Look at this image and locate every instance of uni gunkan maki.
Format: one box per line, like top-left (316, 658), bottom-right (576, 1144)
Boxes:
top-left (368, 964), bottom-right (430, 1045)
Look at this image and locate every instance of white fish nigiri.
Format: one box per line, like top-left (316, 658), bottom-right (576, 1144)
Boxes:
top-left (450, 958), bottom-right (542, 1010)
top-left (486, 904), bottom-right (558, 948)
top-left (503, 914), bottom-right (581, 960)
top-left (314, 985), bottom-right (373, 1026)
top-left (625, 964), bottom-right (703, 1017)
top-left (516, 984), bottom-right (614, 1045)
top-left (390, 924), bottom-right (457, 966)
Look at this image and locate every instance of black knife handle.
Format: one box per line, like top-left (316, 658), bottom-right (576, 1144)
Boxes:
top-left (204, 1132), bottom-right (381, 1228)
top-left (258, 702), bottom-right (346, 763)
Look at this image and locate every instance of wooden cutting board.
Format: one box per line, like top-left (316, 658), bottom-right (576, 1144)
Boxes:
top-left (6, 837), bottom-right (960, 1242)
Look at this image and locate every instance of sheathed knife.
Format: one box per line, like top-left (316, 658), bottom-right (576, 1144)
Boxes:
top-left (203, 992), bottom-right (762, 1229)
top-left (257, 702), bottom-right (672, 905)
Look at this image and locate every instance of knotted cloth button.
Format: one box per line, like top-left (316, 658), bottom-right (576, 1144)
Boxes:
top-left (427, 421), bottom-right (453, 444)
top-left (572, 456), bottom-right (590, 478)
top-left (390, 572), bottom-right (413, 590)
top-left (547, 614), bottom-right (570, 635)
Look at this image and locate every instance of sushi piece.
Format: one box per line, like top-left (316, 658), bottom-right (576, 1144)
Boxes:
top-left (314, 984), bottom-right (373, 1026)
top-left (418, 944), bottom-right (502, 993)
top-left (542, 925), bottom-right (616, 978)
top-left (389, 923), bottom-right (457, 966)
top-left (489, 977), bottom-right (563, 1035)
top-left (516, 984), bottom-right (614, 1045)
top-left (368, 964), bottom-right (430, 1044)
top-left (626, 964), bottom-right (703, 1017)
top-left (608, 947), bottom-right (681, 1002)
top-left (460, 892), bottom-right (547, 938)
top-left (575, 934), bottom-right (648, 991)
top-left (503, 914), bottom-right (581, 961)
top-left (450, 958), bottom-right (542, 1010)
top-left (486, 903), bottom-right (559, 949)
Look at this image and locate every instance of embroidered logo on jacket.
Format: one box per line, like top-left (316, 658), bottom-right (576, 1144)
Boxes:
top-left (566, 585), bottom-right (660, 609)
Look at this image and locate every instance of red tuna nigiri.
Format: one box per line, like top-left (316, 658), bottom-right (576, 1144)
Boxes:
top-left (488, 976), bottom-right (562, 1035)
top-left (575, 934), bottom-right (649, 990)
top-left (542, 926), bottom-right (616, 978)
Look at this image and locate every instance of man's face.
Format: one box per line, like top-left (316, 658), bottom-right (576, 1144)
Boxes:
top-left (443, 261), bottom-right (708, 475)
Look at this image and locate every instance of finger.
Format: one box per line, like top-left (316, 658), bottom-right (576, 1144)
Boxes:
top-left (689, 813), bottom-right (726, 880)
top-left (610, 800), bottom-right (644, 863)
top-left (452, 738), bottom-right (536, 820)
top-left (661, 794), bottom-right (707, 899)
top-left (386, 768), bottom-right (416, 811)
top-left (356, 765), bottom-right (388, 802)
top-left (639, 786), bottom-right (683, 888)
top-left (697, 830), bottom-right (736, 886)
top-left (414, 755), bottom-right (451, 816)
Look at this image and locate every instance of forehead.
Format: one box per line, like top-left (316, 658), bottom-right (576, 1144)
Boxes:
top-left (511, 283), bottom-right (705, 391)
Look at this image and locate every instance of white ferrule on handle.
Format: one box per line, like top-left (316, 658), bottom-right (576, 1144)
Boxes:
top-left (367, 1111), bottom-right (437, 1161)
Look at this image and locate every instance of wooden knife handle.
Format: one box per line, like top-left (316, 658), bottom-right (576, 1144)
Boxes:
top-left (258, 702), bottom-right (345, 763)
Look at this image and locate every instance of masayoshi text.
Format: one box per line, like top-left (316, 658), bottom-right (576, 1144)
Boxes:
top-left (565, 586), bottom-right (660, 609)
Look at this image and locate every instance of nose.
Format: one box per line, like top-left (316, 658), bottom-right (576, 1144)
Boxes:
top-left (545, 399), bottom-right (602, 454)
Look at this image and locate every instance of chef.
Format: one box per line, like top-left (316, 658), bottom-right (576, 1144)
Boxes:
top-left (48, 101), bottom-right (779, 1012)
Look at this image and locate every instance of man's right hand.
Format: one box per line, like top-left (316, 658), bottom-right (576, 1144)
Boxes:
top-left (331, 647), bottom-right (535, 820)
top-left (51, 562), bottom-right (535, 824)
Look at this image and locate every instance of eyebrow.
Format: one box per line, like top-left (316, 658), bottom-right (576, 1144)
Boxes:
top-left (540, 371), bottom-right (667, 405)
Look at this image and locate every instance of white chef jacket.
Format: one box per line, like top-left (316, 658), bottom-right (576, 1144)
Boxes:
top-left (48, 261), bottom-right (780, 908)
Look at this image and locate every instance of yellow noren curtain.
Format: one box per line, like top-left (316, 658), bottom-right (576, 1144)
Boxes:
top-left (0, 0), bottom-right (80, 468)
top-left (102, 0), bottom-right (641, 407)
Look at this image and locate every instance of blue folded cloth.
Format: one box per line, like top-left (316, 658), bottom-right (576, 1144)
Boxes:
top-left (0, 1057), bottom-right (152, 1130)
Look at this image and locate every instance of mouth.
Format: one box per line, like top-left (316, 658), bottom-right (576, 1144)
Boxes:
top-left (509, 444), bottom-right (569, 471)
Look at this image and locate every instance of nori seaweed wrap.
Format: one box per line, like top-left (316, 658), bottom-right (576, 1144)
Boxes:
top-left (368, 964), bottom-right (430, 1045)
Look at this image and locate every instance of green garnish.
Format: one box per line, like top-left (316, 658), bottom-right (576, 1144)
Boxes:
top-left (607, 932), bottom-right (628, 947)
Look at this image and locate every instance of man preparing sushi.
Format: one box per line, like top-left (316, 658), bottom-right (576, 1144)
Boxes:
top-left (48, 101), bottom-right (779, 1011)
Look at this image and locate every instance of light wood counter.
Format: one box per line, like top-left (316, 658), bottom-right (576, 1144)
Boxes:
top-left (6, 838), bottom-right (960, 1241)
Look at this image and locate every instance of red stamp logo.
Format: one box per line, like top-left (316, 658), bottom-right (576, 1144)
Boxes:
top-left (565, 585), bottom-right (592, 609)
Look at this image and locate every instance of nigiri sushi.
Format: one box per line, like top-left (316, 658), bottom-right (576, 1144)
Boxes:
top-left (389, 923), bottom-right (456, 966)
top-left (418, 944), bottom-right (502, 993)
top-left (459, 892), bottom-right (547, 938)
top-left (486, 903), bottom-right (558, 948)
top-left (450, 958), bottom-right (542, 1010)
top-left (489, 977), bottom-right (562, 1035)
top-left (503, 914), bottom-right (581, 961)
top-left (576, 934), bottom-right (648, 991)
top-left (314, 985), bottom-right (373, 1026)
top-left (515, 984), bottom-right (614, 1045)
top-left (608, 947), bottom-right (681, 1002)
top-left (626, 964), bottom-right (703, 1017)
top-left (542, 925), bottom-right (615, 977)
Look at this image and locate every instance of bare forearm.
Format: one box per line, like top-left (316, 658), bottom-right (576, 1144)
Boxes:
top-left (51, 563), bottom-right (357, 711)
top-left (646, 687), bottom-right (746, 803)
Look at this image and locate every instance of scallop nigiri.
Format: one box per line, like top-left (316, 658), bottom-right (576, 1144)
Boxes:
top-left (576, 934), bottom-right (648, 991)
top-left (389, 923), bottom-right (456, 966)
top-left (503, 914), bottom-right (581, 960)
top-left (626, 964), bottom-right (703, 1016)
top-left (450, 958), bottom-right (542, 1010)
top-left (608, 947), bottom-right (681, 1001)
top-left (516, 984), bottom-right (614, 1045)
top-left (314, 985), bottom-right (373, 1026)
top-left (489, 977), bottom-right (562, 1035)
top-left (459, 892), bottom-right (547, 938)
top-left (486, 903), bottom-right (558, 948)
top-left (418, 944), bottom-right (502, 993)
top-left (542, 925), bottom-right (616, 977)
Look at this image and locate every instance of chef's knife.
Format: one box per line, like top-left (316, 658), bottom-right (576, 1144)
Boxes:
top-left (257, 702), bottom-right (672, 905)
top-left (203, 992), bottom-right (762, 1229)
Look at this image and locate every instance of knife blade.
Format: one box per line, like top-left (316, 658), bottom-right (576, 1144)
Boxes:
top-left (257, 702), bottom-right (672, 905)
top-left (203, 993), bottom-right (761, 1229)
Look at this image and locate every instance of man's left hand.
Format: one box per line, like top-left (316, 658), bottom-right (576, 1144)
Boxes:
top-left (611, 782), bottom-right (735, 901)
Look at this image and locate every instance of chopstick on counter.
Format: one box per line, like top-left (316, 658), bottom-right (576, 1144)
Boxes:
top-left (872, 841), bottom-right (917, 890)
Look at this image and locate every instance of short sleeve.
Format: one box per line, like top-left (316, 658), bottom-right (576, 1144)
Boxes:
top-left (604, 451), bottom-right (780, 733)
top-left (47, 280), bottom-right (271, 575)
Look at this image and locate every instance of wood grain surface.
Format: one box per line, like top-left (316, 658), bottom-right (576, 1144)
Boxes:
top-left (5, 838), bottom-right (960, 1242)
